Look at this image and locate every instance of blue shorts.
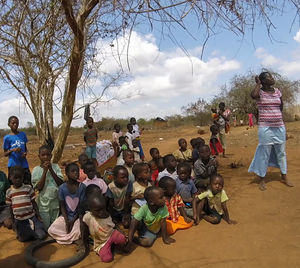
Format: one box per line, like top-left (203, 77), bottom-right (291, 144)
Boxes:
top-left (137, 222), bottom-right (157, 244)
top-left (86, 146), bottom-right (96, 159)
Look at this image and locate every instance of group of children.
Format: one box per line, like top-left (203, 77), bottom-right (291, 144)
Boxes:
top-left (0, 114), bottom-right (236, 264)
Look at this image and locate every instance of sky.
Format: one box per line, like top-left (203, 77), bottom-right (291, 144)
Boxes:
top-left (1, 4), bottom-right (300, 129)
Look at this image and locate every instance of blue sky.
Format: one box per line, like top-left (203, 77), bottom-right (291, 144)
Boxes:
top-left (0, 5), bottom-right (300, 129)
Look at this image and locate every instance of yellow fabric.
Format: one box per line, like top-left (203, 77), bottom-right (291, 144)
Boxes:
top-left (166, 216), bottom-right (193, 235)
top-left (197, 189), bottom-right (228, 215)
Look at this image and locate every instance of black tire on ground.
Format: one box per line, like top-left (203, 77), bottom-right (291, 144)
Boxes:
top-left (25, 238), bottom-right (88, 268)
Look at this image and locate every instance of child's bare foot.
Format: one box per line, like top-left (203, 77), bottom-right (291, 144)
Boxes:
top-left (259, 179), bottom-right (266, 191)
top-left (281, 176), bottom-right (294, 187)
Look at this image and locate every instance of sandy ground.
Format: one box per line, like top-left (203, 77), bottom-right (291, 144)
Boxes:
top-left (0, 122), bottom-right (300, 267)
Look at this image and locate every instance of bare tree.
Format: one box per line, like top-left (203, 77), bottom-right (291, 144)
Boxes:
top-left (0, 0), bottom-right (299, 162)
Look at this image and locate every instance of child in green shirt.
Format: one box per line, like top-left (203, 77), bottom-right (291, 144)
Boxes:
top-left (127, 186), bottom-right (175, 247)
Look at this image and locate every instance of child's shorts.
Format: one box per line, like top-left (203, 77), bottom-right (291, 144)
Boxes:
top-left (15, 216), bottom-right (47, 242)
top-left (137, 222), bottom-right (157, 245)
top-left (204, 202), bottom-right (222, 224)
top-left (86, 145), bottom-right (97, 159)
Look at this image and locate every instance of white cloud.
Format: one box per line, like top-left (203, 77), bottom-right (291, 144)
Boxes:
top-left (255, 46), bottom-right (300, 76)
top-left (0, 31), bottom-right (241, 129)
top-left (293, 29), bottom-right (300, 43)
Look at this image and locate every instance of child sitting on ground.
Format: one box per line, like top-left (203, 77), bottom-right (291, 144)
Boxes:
top-left (176, 162), bottom-right (197, 219)
top-left (149, 148), bottom-right (161, 184)
top-left (132, 139), bottom-right (142, 163)
top-left (78, 153), bottom-right (89, 182)
top-left (84, 117), bottom-right (98, 166)
top-left (157, 154), bottom-right (177, 182)
top-left (127, 186), bottom-right (175, 247)
top-left (122, 150), bottom-right (135, 183)
top-left (158, 176), bottom-right (193, 234)
top-left (193, 174), bottom-right (236, 225)
top-left (194, 145), bottom-right (218, 192)
top-left (6, 166), bottom-right (47, 242)
top-left (106, 165), bottom-right (133, 228)
top-left (48, 162), bottom-right (86, 244)
top-left (82, 194), bottom-right (127, 263)
top-left (209, 125), bottom-right (223, 156)
top-left (112, 123), bottom-right (123, 145)
top-left (191, 137), bottom-right (205, 163)
top-left (0, 170), bottom-right (11, 229)
top-left (131, 163), bottom-right (152, 215)
top-left (82, 160), bottom-right (107, 194)
top-left (173, 138), bottom-right (192, 163)
top-left (78, 184), bottom-right (103, 215)
top-left (32, 145), bottom-right (64, 229)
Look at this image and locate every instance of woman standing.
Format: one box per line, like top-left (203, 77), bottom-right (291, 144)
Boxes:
top-left (248, 72), bottom-right (293, 190)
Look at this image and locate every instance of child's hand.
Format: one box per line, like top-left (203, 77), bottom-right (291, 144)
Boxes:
top-left (66, 220), bottom-right (74, 233)
top-left (21, 152), bottom-right (27, 158)
top-left (37, 214), bottom-right (43, 223)
top-left (227, 219), bottom-right (237, 224)
top-left (11, 147), bottom-right (21, 153)
top-left (184, 216), bottom-right (192, 223)
top-left (255, 75), bottom-right (261, 85)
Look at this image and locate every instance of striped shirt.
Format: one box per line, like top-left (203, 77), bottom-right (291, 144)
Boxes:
top-left (257, 88), bottom-right (284, 127)
top-left (6, 184), bottom-right (35, 220)
top-left (165, 194), bottom-right (185, 222)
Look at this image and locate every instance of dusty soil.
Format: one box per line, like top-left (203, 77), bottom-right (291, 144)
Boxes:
top-left (1, 122), bottom-right (300, 268)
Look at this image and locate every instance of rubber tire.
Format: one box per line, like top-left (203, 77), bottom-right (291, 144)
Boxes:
top-left (25, 238), bottom-right (88, 268)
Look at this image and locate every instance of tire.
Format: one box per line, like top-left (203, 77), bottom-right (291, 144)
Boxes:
top-left (25, 238), bottom-right (88, 268)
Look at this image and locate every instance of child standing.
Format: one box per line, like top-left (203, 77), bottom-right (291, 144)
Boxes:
top-left (0, 170), bottom-right (12, 229)
top-left (82, 194), bottom-right (127, 263)
top-left (112, 123), bottom-right (123, 145)
top-left (6, 166), bottom-right (47, 242)
top-left (32, 145), bottom-right (64, 229)
top-left (194, 145), bottom-right (218, 191)
top-left (173, 138), bottom-right (192, 163)
top-left (115, 136), bottom-right (129, 165)
top-left (3, 116), bottom-right (31, 184)
top-left (132, 139), bottom-right (142, 163)
top-left (84, 117), bottom-right (98, 166)
top-left (48, 162), bottom-right (86, 244)
top-left (209, 125), bottom-right (223, 156)
top-left (157, 154), bottom-right (177, 182)
top-left (191, 137), bottom-right (205, 163)
top-left (125, 123), bottom-right (134, 149)
top-left (122, 150), bottom-right (135, 183)
top-left (194, 174), bottom-right (236, 225)
top-left (176, 162), bottom-right (197, 218)
top-left (127, 186), bottom-right (175, 247)
top-left (106, 166), bottom-right (133, 228)
top-left (78, 153), bottom-right (89, 182)
top-left (215, 102), bottom-right (229, 157)
top-left (130, 117), bottom-right (145, 160)
top-left (158, 176), bottom-right (193, 234)
top-left (131, 163), bottom-right (152, 215)
top-left (82, 160), bottom-right (107, 194)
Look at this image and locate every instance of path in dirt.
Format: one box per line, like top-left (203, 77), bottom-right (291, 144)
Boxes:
top-left (0, 122), bottom-right (299, 267)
